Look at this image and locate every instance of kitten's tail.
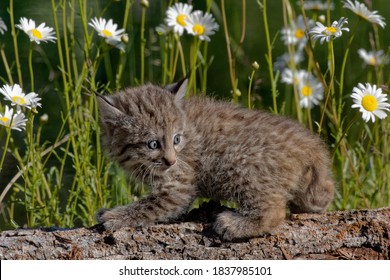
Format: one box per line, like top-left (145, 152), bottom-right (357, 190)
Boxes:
top-left (290, 165), bottom-right (334, 213)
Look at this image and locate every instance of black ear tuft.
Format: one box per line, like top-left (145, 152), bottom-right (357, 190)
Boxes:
top-left (165, 78), bottom-right (188, 105)
top-left (165, 77), bottom-right (188, 94)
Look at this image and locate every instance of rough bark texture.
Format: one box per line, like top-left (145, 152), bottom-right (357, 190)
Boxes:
top-left (0, 203), bottom-right (389, 260)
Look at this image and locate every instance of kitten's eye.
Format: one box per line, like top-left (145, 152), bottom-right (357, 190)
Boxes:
top-left (173, 134), bottom-right (181, 145)
top-left (147, 140), bottom-right (160, 150)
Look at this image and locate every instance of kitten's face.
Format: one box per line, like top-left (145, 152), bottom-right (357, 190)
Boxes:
top-left (97, 83), bottom-right (187, 174)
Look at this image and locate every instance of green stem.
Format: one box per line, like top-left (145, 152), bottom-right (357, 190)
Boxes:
top-left (0, 46), bottom-right (14, 84)
top-left (28, 43), bottom-right (35, 92)
top-left (78, 0), bottom-right (91, 53)
top-left (176, 35), bottom-right (187, 78)
top-left (338, 19), bottom-right (360, 122)
top-left (318, 38), bottom-right (336, 135)
top-left (140, 5), bottom-right (146, 84)
top-left (116, 53), bottom-right (125, 90)
top-left (285, 0), bottom-right (303, 121)
top-left (104, 45), bottom-right (113, 85)
top-left (0, 126), bottom-right (12, 173)
top-left (168, 34), bottom-right (180, 83)
top-left (122, 0), bottom-right (132, 29)
top-left (262, 0), bottom-right (277, 113)
top-left (189, 37), bottom-right (200, 95)
top-left (221, 0), bottom-right (237, 101)
top-left (62, 0), bottom-right (74, 89)
top-left (25, 111), bottom-right (36, 227)
top-left (116, 0), bottom-right (133, 89)
top-left (69, 0), bottom-right (79, 82)
top-left (9, 0), bottom-right (23, 87)
top-left (51, 0), bottom-right (68, 93)
top-left (329, 38), bottom-right (335, 109)
top-left (168, 33), bottom-right (175, 82)
top-left (306, 107), bottom-right (313, 131)
top-left (248, 69), bottom-right (256, 109)
top-left (170, 42), bottom-right (179, 83)
top-left (200, 42), bottom-right (208, 94)
top-left (77, 0), bottom-right (92, 86)
top-left (161, 33), bottom-right (169, 85)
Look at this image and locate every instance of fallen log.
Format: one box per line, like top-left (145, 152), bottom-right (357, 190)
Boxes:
top-left (0, 203), bottom-right (389, 260)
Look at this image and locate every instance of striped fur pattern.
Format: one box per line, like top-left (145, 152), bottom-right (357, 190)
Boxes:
top-left (96, 81), bottom-right (334, 241)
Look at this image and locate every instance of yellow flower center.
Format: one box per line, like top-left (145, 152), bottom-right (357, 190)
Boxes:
top-left (31, 29), bottom-right (43, 39)
top-left (325, 26), bottom-right (337, 34)
top-left (176, 14), bottom-right (188, 27)
top-left (368, 57), bottom-right (377, 65)
top-left (12, 96), bottom-right (26, 105)
top-left (102, 29), bottom-right (113, 37)
top-left (295, 29), bottom-right (305, 39)
top-left (361, 95), bottom-right (378, 112)
top-left (301, 85), bottom-right (313, 97)
top-left (0, 116), bottom-right (10, 124)
top-left (193, 24), bottom-right (205, 35)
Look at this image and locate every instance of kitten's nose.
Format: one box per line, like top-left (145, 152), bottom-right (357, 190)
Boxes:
top-left (162, 157), bottom-right (176, 167)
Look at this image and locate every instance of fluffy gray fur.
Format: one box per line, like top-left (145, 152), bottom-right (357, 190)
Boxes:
top-left (96, 80), bottom-right (334, 241)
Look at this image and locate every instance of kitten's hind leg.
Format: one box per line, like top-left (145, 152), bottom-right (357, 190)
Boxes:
top-left (290, 166), bottom-right (334, 213)
top-left (213, 194), bottom-right (286, 241)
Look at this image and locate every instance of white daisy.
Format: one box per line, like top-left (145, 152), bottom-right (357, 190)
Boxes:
top-left (185, 10), bottom-right (219, 42)
top-left (297, 74), bottom-right (324, 108)
top-left (358, 49), bottom-right (389, 67)
top-left (89, 17), bottom-right (126, 51)
top-left (0, 105), bottom-right (27, 131)
top-left (281, 68), bottom-right (308, 85)
top-left (274, 51), bottom-right (304, 71)
top-left (165, 3), bottom-right (193, 36)
top-left (343, 0), bottom-right (386, 28)
top-left (15, 17), bottom-right (56, 44)
top-left (310, 17), bottom-right (349, 44)
top-left (0, 84), bottom-right (41, 110)
top-left (281, 15), bottom-right (313, 49)
top-left (351, 83), bottom-right (390, 122)
top-left (0, 17), bottom-right (7, 35)
top-left (300, 1), bottom-right (335, 11)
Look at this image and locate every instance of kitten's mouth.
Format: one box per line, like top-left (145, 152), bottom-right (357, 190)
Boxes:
top-left (154, 161), bottom-right (176, 172)
top-left (157, 164), bottom-right (174, 172)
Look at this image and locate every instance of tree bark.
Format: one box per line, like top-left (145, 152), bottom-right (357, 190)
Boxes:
top-left (0, 204), bottom-right (389, 260)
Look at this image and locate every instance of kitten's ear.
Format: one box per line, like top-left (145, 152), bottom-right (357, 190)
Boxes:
top-left (165, 78), bottom-right (188, 104)
top-left (96, 94), bottom-right (123, 121)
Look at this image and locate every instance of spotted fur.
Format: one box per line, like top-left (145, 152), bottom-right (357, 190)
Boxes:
top-left (96, 80), bottom-right (334, 241)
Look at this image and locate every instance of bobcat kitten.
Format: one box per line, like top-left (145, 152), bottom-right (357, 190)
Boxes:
top-left (96, 80), bottom-right (334, 241)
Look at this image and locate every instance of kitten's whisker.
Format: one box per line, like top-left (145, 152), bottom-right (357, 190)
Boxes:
top-left (142, 163), bottom-right (156, 186)
top-left (146, 165), bottom-right (155, 186)
top-left (149, 166), bottom-right (158, 187)
top-left (128, 162), bottom-right (147, 182)
top-left (176, 157), bottom-right (192, 172)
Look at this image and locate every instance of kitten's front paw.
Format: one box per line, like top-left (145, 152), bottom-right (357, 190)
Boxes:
top-left (95, 207), bottom-right (133, 231)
